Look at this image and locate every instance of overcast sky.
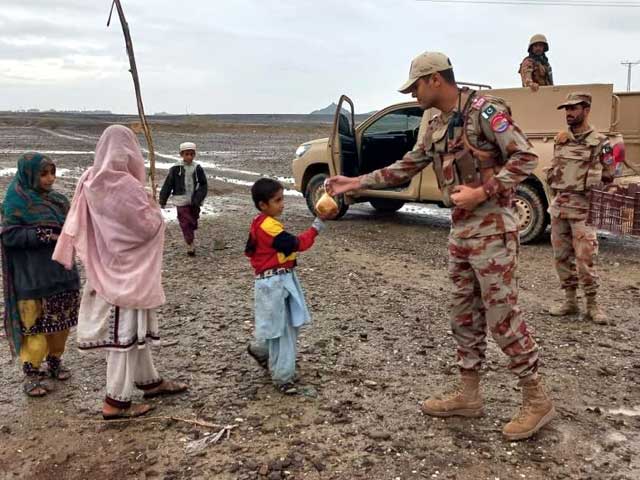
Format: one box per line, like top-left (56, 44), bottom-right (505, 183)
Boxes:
top-left (1, 0), bottom-right (639, 114)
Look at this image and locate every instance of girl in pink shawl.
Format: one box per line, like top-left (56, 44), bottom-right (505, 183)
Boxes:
top-left (54, 125), bottom-right (187, 419)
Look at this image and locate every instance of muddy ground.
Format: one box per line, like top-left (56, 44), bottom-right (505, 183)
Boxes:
top-left (0, 116), bottom-right (639, 480)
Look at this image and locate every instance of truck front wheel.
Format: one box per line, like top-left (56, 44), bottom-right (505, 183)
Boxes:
top-left (304, 173), bottom-right (349, 219)
top-left (515, 183), bottom-right (548, 244)
top-left (369, 198), bottom-right (405, 213)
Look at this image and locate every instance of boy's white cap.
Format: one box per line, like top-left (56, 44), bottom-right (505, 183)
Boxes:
top-left (179, 142), bottom-right (196, 152)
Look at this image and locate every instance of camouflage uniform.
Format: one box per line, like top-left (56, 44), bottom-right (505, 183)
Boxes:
top-left (519, 34), bottom-right (553, 88)
top-left (361, 91), bottom-right (540, 378)
top-left (547, 126), bottom-right (615, 295)
top-left (518, 57), bottom-right (553, 88)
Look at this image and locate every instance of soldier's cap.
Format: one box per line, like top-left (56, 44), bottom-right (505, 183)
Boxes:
top-left (557, 92), bottom-right (592, 110)
top-left (179, 142), bottom-right (196, 152)
top-left (398, 52), bottom-right (453, 94)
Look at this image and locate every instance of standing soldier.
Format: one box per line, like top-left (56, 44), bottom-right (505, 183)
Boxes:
top-left (519, 34), bottom-right (553, 91)
top-left (547, 92), bottom-right (615, 324)
top-left (326, 51), bottom-right (555, 441)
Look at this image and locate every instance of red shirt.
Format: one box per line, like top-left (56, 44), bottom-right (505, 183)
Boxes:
top-left (245, 214), bottom-right (318, 275)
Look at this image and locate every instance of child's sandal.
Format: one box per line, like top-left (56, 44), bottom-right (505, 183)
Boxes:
top-left (47, 356), bottom-right (72, 381)
top-left (275, 383), bottom-right (298, 395)
top-left (23, 377), bottom-right (48, 397)
top-left (247, 345), bottom-right (268, 370)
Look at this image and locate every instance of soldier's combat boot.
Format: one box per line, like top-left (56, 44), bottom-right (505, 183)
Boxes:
top-left (503, 375), bottom-right (556, 441)
top-left (421, 369), bottom-right (484, 418)
top-left (549, 289), bottom-right (578, 316)
top-left (584, 294), bottom-right (607, 325)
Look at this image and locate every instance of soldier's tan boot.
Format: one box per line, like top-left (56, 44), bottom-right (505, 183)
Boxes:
top-left (549, 289), bottom-right (578, 316)
top-left (584, 294), bottom-right (607, 325)
top-left (503, 375), bottom-right (556, 441)
top-left (421, 370), bottom-right (484, 418)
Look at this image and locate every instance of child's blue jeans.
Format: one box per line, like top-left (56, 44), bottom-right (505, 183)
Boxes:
top-left (252, 271), bottom-right (310, 385)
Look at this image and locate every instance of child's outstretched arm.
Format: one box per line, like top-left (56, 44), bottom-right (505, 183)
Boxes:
top-left (271, 218), bottom-right (325, 256)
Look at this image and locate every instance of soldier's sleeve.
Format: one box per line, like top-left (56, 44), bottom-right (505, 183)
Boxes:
top-left (359, 132), bottom-right (434, 189)
top-left (544, 131), bottom-right (567, 184)
top-left (598, 138), bottom-right (616, 184)
top-left (477, 102), bottom-right (539, 198)
top-left (519, 58), bottom-right (534, 87)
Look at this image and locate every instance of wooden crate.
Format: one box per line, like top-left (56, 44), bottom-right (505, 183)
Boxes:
top-left (587, 184), bottom-right (640, 236)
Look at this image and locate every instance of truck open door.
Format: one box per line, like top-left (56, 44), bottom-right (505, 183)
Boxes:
top-left (328, 95), bottom-right (358, 178)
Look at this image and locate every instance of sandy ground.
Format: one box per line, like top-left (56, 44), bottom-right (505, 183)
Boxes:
top-left (0, 118), bottom-right (639, 480)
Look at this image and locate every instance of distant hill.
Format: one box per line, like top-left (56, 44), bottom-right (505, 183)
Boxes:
top-left (309, 103), bottom-right (339, 115)
top-left (310, 103), bottom-right (377, 117)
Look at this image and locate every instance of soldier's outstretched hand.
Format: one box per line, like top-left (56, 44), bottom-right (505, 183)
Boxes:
top-left (325, 175), bottom-right (361, 196)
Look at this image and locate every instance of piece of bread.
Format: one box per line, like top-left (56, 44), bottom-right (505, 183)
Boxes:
top-left (315, 192), bottom-right (338, 217)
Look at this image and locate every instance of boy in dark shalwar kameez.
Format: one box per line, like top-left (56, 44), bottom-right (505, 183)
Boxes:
top-left (159, 142), bottom-right (207, 256)
top-left (245, 178), bottom-right (325, 394)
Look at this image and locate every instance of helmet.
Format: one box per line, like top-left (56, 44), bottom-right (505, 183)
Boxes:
top-left (528, 34), bottom-right (549, 53)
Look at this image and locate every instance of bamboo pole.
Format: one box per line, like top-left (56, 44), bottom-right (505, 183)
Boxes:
top-left (107, 0), bottom-right (157, 197)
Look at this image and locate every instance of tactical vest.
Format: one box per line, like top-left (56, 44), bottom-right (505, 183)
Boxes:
top-left (430, 92), bottom-right (504, 207)
top-left (519, 58), bottom-right (553, 86)
top-left (531, 62), bottom-right (552, 86)
top-left (549, 131), bottom-right (606, 192)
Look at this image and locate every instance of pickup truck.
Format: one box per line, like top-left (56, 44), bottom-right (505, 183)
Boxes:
top-left (292, 83), bottom-right (640, 243)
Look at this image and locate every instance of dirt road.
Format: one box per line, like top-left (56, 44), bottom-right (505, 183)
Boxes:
top-left (0, 119), bottom-right (639, 480)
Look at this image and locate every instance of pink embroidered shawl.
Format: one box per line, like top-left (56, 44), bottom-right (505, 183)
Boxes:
top-left (53, 125), bottom-right (165, 309)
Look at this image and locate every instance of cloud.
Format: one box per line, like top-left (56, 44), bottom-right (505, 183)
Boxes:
top-left (1, 0), bottom-right (639, 113)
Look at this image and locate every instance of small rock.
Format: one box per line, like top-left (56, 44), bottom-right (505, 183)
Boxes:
top-left (53, 452), bottom-right (70, 464)
top-left (312, 460), bottom-right (326, 472)
top-left (258, 464), bottom-right (269, 476)
top-left (604, 432), bottom-right (627, 451)
top-left (363, 380), bottom-right (378, 388)
top-left (268, 471), bottom-right (282, 480)
top-left (367, 430), bottom-right (391, 441)
top-left (0, 425), bottom-right (11, 434)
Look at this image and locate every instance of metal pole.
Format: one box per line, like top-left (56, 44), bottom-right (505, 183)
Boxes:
top-left (621, 61), bottom-right (640, 92)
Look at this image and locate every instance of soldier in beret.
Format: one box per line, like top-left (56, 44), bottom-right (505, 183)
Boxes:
top-left (547, 92), bottom-right (616, 324)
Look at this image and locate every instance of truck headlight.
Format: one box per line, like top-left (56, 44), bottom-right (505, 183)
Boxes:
top-left (295, 143), bottom-right (311, 158)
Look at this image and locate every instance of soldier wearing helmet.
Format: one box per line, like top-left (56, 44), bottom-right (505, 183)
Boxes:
top-left (519, 34), bottom-right (554, 91)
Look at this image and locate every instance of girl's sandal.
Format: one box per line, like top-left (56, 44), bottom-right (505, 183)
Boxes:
top-left (47, 356), bottom-right (72, 381)
top-left (102, 403), bottom-right (154, 420)
top-left (23, 377), bottom-right (48, 397)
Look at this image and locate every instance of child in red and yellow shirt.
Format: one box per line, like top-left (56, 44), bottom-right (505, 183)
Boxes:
top-left (244, 178), bottom-right (325, 394)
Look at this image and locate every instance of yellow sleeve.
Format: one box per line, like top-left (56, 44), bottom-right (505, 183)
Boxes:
top-left (260, 216), bottom-right (284, 237)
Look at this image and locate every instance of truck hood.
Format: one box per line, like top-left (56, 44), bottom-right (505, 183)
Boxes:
top-left (303, 137), bottom-right (328, 147)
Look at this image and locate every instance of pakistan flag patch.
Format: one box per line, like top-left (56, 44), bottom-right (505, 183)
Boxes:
top-left (481, 105), bottom-right (497, 120)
